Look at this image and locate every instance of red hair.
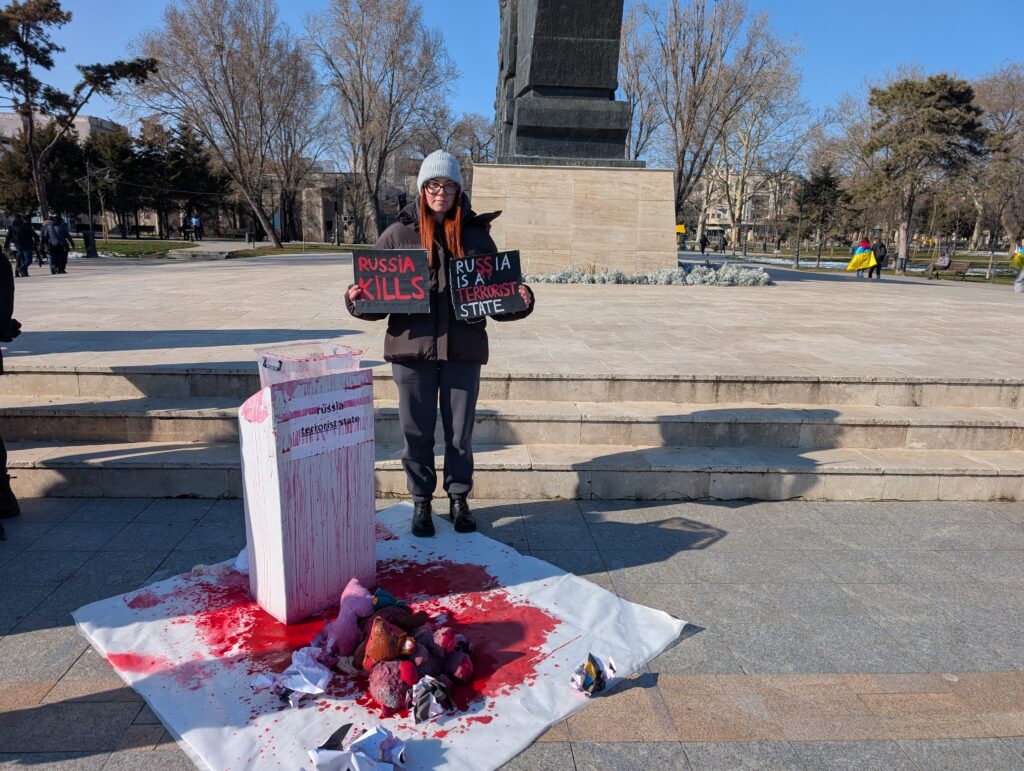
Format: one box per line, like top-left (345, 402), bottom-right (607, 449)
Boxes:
top-left (419, 189), bottom-right (463, 267)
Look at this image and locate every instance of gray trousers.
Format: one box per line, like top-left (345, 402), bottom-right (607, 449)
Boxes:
top-left (392, 360), bottom-right (481, 502)
top-left (1015, 268), bottom-right (1024, 293)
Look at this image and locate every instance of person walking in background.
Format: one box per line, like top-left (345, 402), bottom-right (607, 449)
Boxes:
top-left (41, 214), bottom-right (74, 274)
top-left (717, 234), bottom-right (727, 253)
top-left (846, 237), bottom-right (875, 278)
top-left (192, 214), bottom-right (203, 241)
top-left (5, 214), bottom-right (38, 278)
top-left (346, 150), bottom-right (534, 538)
top-left (0, 245), bottom-right (22, 539)
top-left (868, 237), bottom-right (888, 279)
top-left (699, 232), bottom-right (708, 255)
top-left (1012, 243), bottom-right (1024, 294)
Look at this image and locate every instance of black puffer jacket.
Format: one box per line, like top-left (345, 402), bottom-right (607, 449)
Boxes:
top-left (345, 195), bottom-right (534, 364)
top-left (0, 253), bottom-right (15, 374)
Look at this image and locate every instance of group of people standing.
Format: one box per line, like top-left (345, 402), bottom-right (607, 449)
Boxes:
top-left (851, 237), bottom-right (891, 278)
top-left (696, 233), bottom-right (730, 255)
top-left (182, 214), bottom-right (204, 241)
top-left (4, 214), bottom-right (76, 277)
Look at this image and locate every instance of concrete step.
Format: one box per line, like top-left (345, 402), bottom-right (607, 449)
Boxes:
top-left (8, 440), bottom-right (1023, 502)
top-left (4, 365), bottom-right (1022, 408)
top-left (3, 396), bottom-right (1021, 451)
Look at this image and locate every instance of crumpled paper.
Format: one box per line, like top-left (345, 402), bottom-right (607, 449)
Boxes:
top-left (251, 646), bottom-right (331, 708)
top-left (308, 724), bottom-right (406, 770)
top-left (411, 675), bottom-right (455, 724)
top-left (190, 546), bottom-right (249, 577)
top-left (570, 653), bottom-right (616, 697)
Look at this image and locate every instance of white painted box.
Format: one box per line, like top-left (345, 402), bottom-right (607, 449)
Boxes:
top-left (238, 369), bottom-right (376, 624)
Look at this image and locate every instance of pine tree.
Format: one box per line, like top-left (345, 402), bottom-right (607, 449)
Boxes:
top-left (0, 0), bottom-right (155, 218)
top-left (0, 122), bottom-right (84, 214)
top-left (84, 128), bottom-right (139, 238)
top-left (866, 74), bottom-right (989, 260)
top-left (801, 164), bottom-right (845, 263)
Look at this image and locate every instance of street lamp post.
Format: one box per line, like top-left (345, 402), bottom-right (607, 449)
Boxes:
top-left (85, 159), bottom-right (96, 257)
top-left (793, 179), bottom-right (805, 269)
top-left (334, 169), bottom-right (342, 246)
top-left (77, 160), bottom-right (110, 258)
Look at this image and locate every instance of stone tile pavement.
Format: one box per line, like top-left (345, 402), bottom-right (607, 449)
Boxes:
top-left (2, 498), bottom-right (1024, 768)
top-left (5, 254), bottom-right (1023, 380)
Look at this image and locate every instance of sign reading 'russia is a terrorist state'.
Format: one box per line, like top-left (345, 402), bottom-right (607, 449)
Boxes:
top-left (352, 249), bottom-right (430, 314)
top-left (449, 250), bottom-right (527, 320)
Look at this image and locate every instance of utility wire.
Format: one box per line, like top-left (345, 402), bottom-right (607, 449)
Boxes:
top-left (100, 178), bottom-right (229, 197)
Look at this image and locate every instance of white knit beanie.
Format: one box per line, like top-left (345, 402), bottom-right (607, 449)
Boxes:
top-left (417, 150), bottom-right (463, 192)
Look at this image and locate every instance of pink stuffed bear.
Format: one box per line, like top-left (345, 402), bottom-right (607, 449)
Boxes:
top-left (316, 578), bottom-right (374, 658)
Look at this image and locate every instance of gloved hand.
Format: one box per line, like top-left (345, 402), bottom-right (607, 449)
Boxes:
top-left (0, 318), bottom-right (21, 343)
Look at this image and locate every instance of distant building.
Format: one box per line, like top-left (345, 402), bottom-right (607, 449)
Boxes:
top-left (0, 112), bottom-right (122, 146)
top-left (697, 172), bottom-right (792, 243)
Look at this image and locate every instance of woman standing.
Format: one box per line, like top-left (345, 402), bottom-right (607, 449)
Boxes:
top-left (346, 151), bottom-right (534, 537)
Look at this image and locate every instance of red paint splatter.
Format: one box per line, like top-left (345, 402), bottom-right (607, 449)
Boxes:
top-left (434, 729), bottom-right (449, 739)
top-left (376, 559), bottom-right (560, 711)
top-left (126, 589), bottom-right (161, 609)
top-left (171, 658), bottom-right (218, 691)
top-left (240, 392), bottom-right (269, 422)
top-left (375, 522), bottom-right (398, 542)
top-left (140, 572), bottom-right (330, 675)
top-left (115, 555), bottom-right (561, 726)
top-left (107, 652), bottom-right (172, 674)
top-left (376, 559), bottom-right (500, 600)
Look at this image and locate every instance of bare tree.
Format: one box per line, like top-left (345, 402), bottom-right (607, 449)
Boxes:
top-left (0, 0), bottom-right (154, 219)
top-left (408, 104), bottom-right (465, 157)
top-left (269, 44), bottom-right (328, 241)
top-left (709, 35), bottom-right (810, 245)
top-left (973, 63), bottom-right (1024, 252)
top-left (309, 0), bottom-right (453, 237)
top-left (619, 5), bottom-right (662, 161)
top-left (129, 0), bottom-right (305, 247)
top-left (409, 110), bottom-right (495, 165)
top-left (457, 113), bottom-right (496, 164)
top-left (640, 0), bottom-right (777, 219)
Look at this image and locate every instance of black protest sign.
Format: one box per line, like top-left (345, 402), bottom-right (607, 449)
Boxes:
top-left (449, 250), bottom-right (527, 320)
top-left (352, 249), bottom-right (431, 314)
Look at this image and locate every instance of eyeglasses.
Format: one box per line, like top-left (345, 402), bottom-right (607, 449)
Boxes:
top-left (424, 180), bottom-right (458, 195)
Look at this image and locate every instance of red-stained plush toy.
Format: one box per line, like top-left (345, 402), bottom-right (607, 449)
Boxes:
top-left (433, 627), bottom-right (456, 654)
top-left (368, 661), bottom-right (409, 712)
top-left (370, 605), bottom-right (430, 634)
top-left (445, 650), bottom-right (474, 683)
top-left (316, 578), bottom-right (374, 658)
top-left (412, 643), bottom-right (445, 680)
top-left (363, 616), bottom-right (415, 668)
top-left (399, 660), bottom-right (418, 687)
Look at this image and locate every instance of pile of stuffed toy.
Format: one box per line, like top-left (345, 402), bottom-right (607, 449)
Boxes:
top-left (252, 578), bottom-right (474, 723)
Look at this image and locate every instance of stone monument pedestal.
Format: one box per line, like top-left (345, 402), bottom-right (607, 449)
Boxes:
top-left (472, 162), bottom-right (677, 275)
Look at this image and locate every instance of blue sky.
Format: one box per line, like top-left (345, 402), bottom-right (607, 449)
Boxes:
top-left (47, 0), bottom-right (1023, 124)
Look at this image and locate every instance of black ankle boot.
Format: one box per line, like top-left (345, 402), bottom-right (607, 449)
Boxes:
top-left (411, 500), bottom-right (434, 537)
top-left (449, 496), bottom-right (476, 533)
top-left (0, 475), bottom-right (20, 520)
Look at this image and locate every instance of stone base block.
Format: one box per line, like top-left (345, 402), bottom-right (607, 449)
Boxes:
top-left (471, 162), bottom-right (676, 275)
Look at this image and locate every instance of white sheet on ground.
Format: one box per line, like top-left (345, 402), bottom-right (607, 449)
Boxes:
top-left (73, 502), bottom-right (686, 770)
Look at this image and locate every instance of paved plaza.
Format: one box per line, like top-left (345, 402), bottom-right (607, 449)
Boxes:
top-left (1, 498), bottom-right (1024, 768)
top-left (4, 253), bottom-right (1022, 379)
top-left (1, 255), bottom-right (1023, 769)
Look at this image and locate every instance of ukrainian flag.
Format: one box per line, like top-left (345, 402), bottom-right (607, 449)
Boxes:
top-left (846, 246), bottom-right (877, 271)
